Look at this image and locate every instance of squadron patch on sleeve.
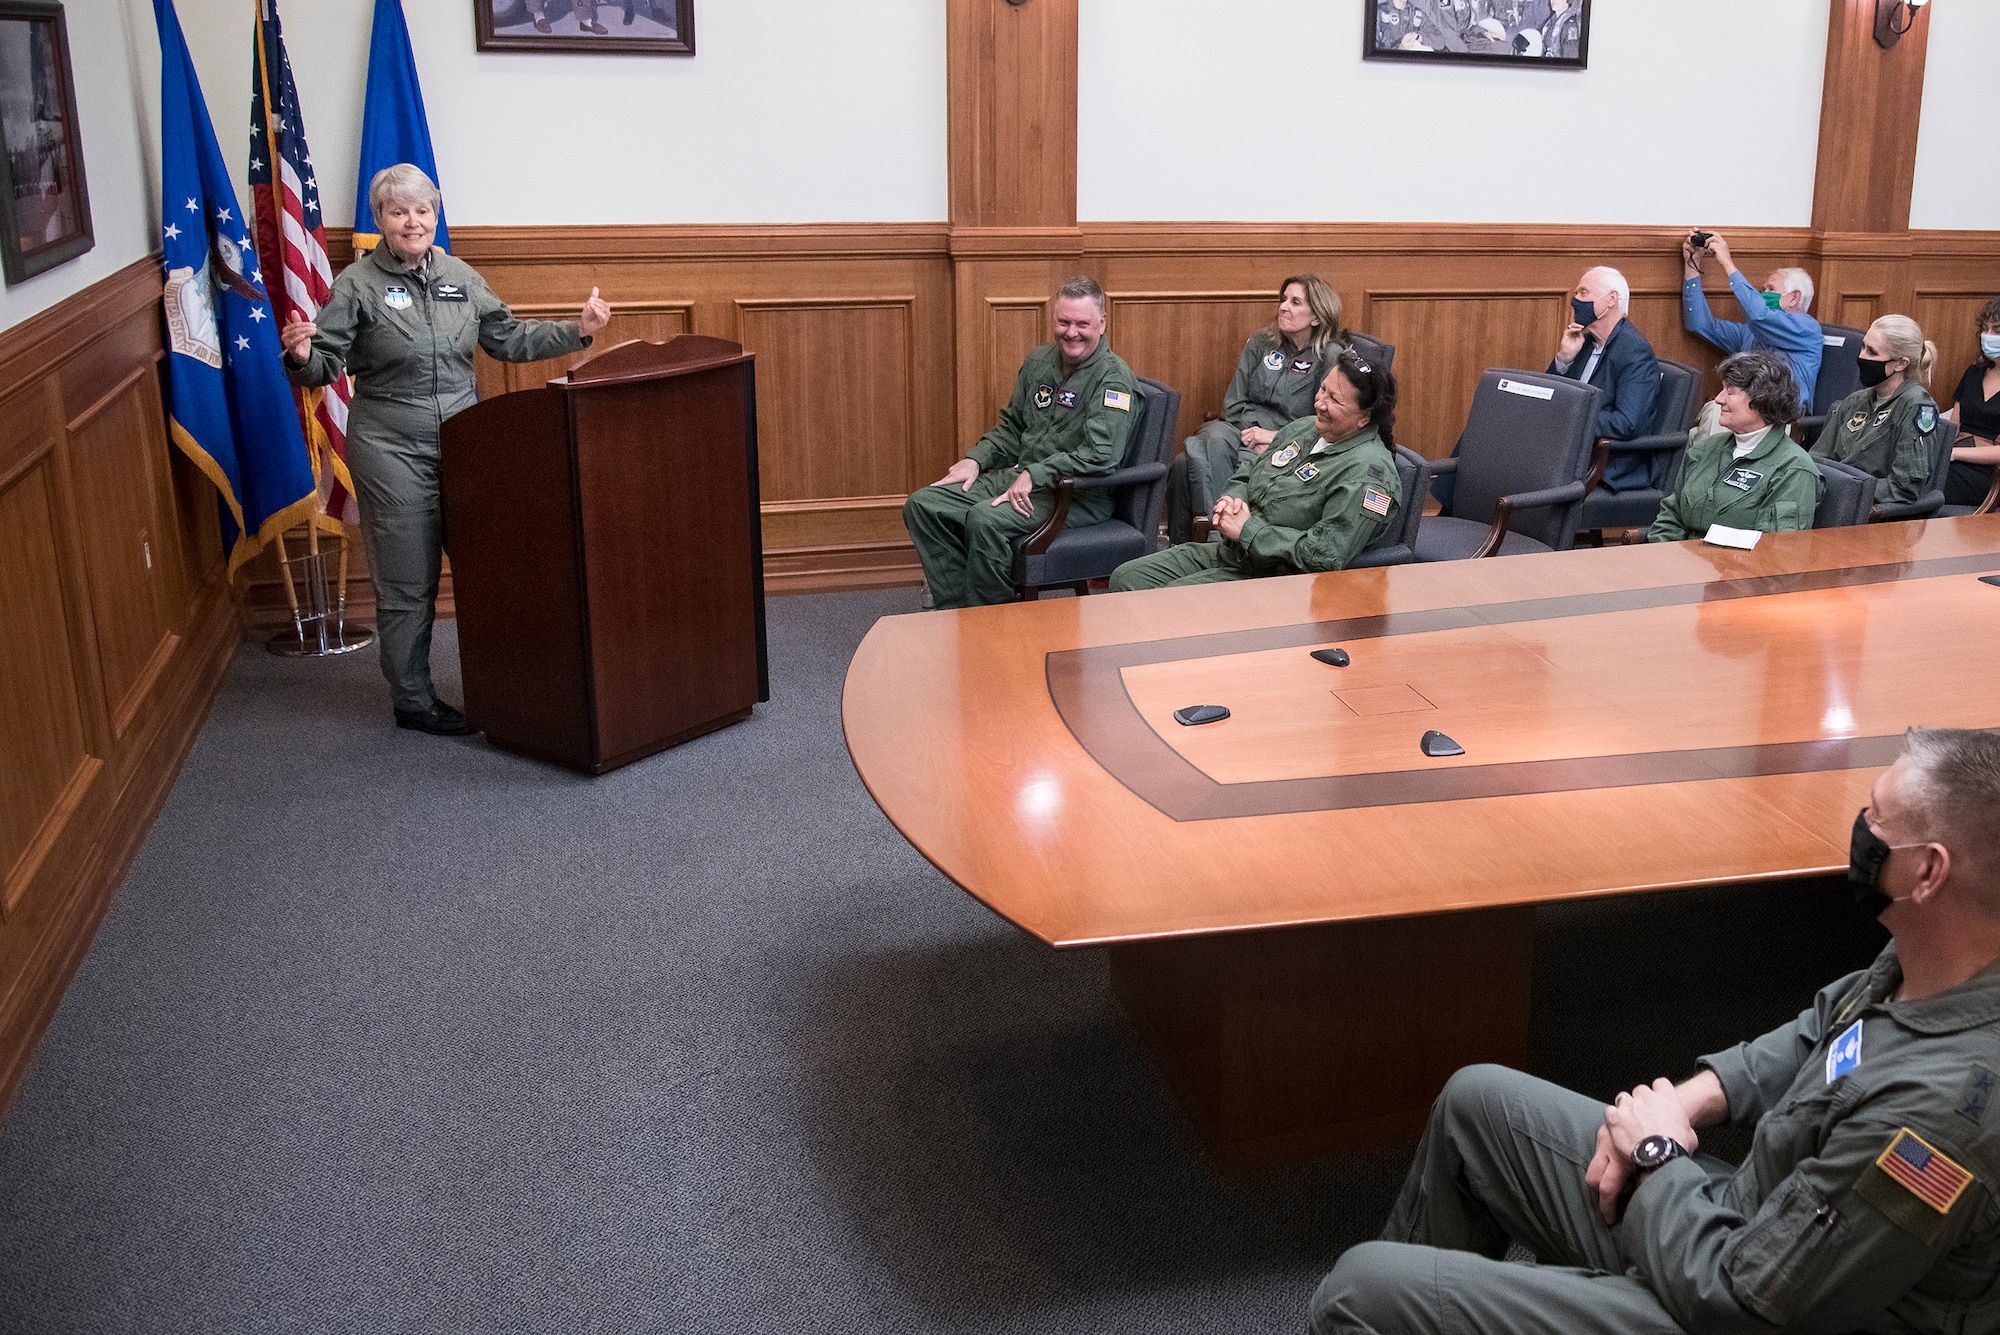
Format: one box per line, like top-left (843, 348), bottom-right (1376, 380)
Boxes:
top-left (1918, 404), bottom-right (1938, 433)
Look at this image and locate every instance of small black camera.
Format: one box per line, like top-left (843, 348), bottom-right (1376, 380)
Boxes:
top-left (1689, 230), bottom-right (1714, 248)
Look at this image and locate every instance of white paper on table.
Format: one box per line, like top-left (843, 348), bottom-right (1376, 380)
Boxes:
top-left (1702, 524), bottom-right (1763, 550)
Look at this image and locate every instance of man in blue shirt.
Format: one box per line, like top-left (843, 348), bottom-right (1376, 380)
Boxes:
top-left (1549, 265), bottom-right (1660, 491)
top-left (1682, 229), bottom-right (1821, 412)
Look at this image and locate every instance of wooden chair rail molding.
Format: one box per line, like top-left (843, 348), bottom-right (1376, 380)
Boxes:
top-left (0, 256), bottom-right (235, 1113)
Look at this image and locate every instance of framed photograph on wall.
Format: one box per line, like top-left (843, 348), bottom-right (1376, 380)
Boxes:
top-left (0, 2), bottom-right (92, 285)
top-left (476, 0), bottom-right (694, 55)
top-left (1364, 0), bottom-right (1589, 69)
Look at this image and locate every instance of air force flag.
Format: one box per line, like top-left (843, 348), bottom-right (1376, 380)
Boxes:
top-left (154, 0), bottom-right (315, 575)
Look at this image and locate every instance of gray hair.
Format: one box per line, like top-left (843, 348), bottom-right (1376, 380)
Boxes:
top-left (1770, 266), bottom-right (1815, 312)
top-left (1586, 265), bottom-right (1630, 314)
top-left (368, 163), bottom-right (441, 228)
top-left (1900, 727), bottom-right (2000, 887)
top-left (1717, 349), bottom-right (1800, 427)
top-left (1055, 274), bottom-right (1106, 316)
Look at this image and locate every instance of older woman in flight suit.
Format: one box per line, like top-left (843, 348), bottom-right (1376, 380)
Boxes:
top-left (283, 164), bottom-right (610, 734)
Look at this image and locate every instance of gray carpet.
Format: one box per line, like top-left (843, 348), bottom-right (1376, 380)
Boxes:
top-left (0, 589), bottom-right (1884, 1334)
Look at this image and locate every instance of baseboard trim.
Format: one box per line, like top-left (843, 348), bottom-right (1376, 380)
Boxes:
top-left (0, 581), bottom-right (241, 1115)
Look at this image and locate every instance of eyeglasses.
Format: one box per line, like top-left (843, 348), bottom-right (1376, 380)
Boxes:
top-left (1340, 349), bottom-right (1373, 375)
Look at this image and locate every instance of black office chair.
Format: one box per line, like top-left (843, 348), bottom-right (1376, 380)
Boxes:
top-left (1868, 414), bottom-right (1953, 523)
top-left (1415, 370), bottom-right (1602, 561)
top-left (1011, 376), bottom-right (1181, 599)
top-left (1573, 358), bottom-right (1704, 542)
top-left (1346, 332), bottom-right (1395, 377)
top-left (1347, 445), bottom-right (1432, 569)
top-left (1940, 433), bottom-right (2000, 517)
top-left (1795, 324), bottom-right (1865, 448)
top-left (1814, 457), bottom-right (1876, 529)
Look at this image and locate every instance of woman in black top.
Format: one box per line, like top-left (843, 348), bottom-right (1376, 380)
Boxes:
top-left (1945, 296), bottom-right (2000, 507)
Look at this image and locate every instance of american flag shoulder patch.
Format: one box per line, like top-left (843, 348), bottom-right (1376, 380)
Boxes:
top-left (1362, 485), bottom-right (1393, 516)
top-left (1104, 389), bottom-right (1132, 412)
top-left (1876, 1128), bottom-right (1974, 1215)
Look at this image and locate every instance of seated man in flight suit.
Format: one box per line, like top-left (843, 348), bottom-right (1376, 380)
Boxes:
top-left (1311, 724), bottom-right (2000, 1335)
top-left (1109, 347), bottom-right (1401, 591)
top-left (903, 276), bottom-right (1139, 609)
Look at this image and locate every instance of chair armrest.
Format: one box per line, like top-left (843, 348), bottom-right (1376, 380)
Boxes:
top-left (1427, 456), bottom-right (1460, 476)
top-left (1191, 516), bottom-right (1211, 542)
top-left (1471, 480), bottom-right (1589, 559)
top-left (1588, 433), bottom-right (1689, 492)
top-left (1021, 478), bottom-right (1077, 556)
top-left (1870, 491), bottom-right (1944, 524)
top-left (1583, 436), bottom-right (1611, 492)
top-left (1067, 461), bottom-right (1167, 491)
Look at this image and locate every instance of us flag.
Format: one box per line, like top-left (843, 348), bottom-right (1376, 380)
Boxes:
top-left (1878, 1128), bottom-right (1973, 1215)
top-left (249, 0), bottom-right (357, 528)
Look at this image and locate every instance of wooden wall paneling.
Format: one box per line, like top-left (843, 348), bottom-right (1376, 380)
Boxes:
top-left (1811, 0), bottom-right (1930, 235)
top-left (0, 256), bottom-right (240, 1116)
top-left (472, 301), bottom-right (694, 399)
top-left (1104, 292), bottom-right (1273, 447)
top-left (947, 0), bottom-right (1077, 229)
top-left (0, 437), bottom-right (98, 918)
top-left (734, 297), bottom-right (916, 502)
top-left (1360, 290), bottom-right (1566, 458)
top-left (62, 367), bottom-right (187, 740)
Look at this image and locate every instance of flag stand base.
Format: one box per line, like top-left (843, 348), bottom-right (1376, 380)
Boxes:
top-left (266, 542), bottom-right (375, 658)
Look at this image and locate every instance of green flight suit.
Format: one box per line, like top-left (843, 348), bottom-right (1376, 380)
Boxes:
top-left (1111, 419), bottom-right (1398, 591)
top-left (903, 338), bottom-right (1138, 609)
top-left (1312, 944), bottom-right (2000, 1335)
top-left (1812, 380), bottom-right (1944, 507)
top-left (1648, 424), bottom-right (1822, 543)
top-left (1170, 332), bottom-right (1341, 544)
top-left (287, 244), bottom-right (587, 714)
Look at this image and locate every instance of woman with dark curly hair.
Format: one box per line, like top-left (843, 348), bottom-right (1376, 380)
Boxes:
top-left (1111, 347), bottom-right (1400, 590)
top-left (1649, 349), bottom-right (1822, 542)
top-left (1944, 296), bottom-right (2000, 507)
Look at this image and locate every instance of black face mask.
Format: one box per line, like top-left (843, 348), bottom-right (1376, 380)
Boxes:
top-left (1571, 296), bottom-right (1599, 327)
top-left (1857, 355), bottom-right (1890, 389)
top-left (1848, 809), bottom-right (1895, 918)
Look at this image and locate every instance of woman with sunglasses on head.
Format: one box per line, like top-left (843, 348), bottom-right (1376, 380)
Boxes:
top-left (1112, 349), bottom-right (1400, 591)
top-left (1808, 314), bottom-right (1943, 509)
top-left (1943, 297), bottom-right (2000, 508)
top-left (1167, 275), bottom-right (1348, 544)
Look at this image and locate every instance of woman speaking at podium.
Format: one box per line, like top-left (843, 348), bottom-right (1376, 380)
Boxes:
top-left (282, 164), bottom-right (611, 736)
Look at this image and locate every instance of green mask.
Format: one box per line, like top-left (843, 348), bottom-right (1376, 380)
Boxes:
top-left (1762, 291), bottom-right (1783, 311)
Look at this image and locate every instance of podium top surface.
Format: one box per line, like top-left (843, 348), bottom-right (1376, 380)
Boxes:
top-left (843, 518), bottom-right (2000, 948)
top-left (561, 335), bottom-right (752, 388)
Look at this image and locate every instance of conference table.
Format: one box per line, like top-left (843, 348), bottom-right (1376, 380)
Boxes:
top-left (842, 519), bottom-right (2000, 1166)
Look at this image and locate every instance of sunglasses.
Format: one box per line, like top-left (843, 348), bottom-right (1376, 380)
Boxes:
top-left (1340, 349), bottom-right (1373, 375)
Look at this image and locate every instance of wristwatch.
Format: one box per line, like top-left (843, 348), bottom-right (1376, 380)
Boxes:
top-left (1633, 1134), bottom-right (1689, 1172)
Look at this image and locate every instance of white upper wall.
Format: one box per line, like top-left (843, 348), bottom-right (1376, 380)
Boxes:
top-left (0, 0), bottom-right (157, 333)
top-left (1079, 0), bottom-right (1830, 226)
top-left (168, 0), bottom-right (947, 228)
top-left (1910, 2), bottom-right (1995, 231)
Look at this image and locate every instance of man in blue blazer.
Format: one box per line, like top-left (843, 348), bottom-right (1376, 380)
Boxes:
top-left (1549, 266), bottom-right (1661, 491)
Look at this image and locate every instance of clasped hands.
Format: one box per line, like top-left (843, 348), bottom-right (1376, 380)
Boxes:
top-left (1210, 495), bottom-right (1250, 542)
top-left (1583, 1075), bottom-right (1709, 1226)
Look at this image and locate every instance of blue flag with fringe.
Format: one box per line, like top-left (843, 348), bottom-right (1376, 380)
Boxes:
top-left (153, 0), bottom-right (315, 576)
top-left (352, 0), bottom-right (447, 253)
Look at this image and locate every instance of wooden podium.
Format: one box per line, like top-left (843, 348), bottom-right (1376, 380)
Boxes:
top-left (439, 335), bottom-right (769, 774)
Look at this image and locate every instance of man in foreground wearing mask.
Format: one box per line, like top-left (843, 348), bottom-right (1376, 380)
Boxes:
top-left (1550, 265), bottom-right (1659, 491)
top-left (1311, 726), bottom-right (2000, 1335)
top-left (1682, 228), bottom-right (1823, 416)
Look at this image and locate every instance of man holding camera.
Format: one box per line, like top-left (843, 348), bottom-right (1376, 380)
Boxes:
top-left (1683, 228), bottom-right (1823, 414)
